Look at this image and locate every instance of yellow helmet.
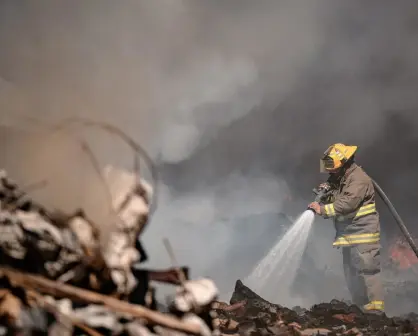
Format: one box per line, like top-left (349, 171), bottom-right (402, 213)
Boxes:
top-left (320, 143), bottom-right (358, 173)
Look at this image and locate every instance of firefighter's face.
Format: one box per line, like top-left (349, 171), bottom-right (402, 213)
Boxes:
top-left (328, 167), bottom-right (340, 174)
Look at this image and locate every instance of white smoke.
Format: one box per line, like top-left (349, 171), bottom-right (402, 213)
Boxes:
top-left (154, 55), bottom-right (259, 163)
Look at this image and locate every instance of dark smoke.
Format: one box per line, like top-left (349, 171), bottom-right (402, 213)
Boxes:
top-left (1, 0), bottom-right (418, 315)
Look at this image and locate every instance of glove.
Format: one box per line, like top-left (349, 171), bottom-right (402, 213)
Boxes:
top-left (308, 202), bottom-right (321, 215)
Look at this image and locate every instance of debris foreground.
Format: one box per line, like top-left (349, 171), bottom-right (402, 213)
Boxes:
top-left (0, 167), bottom-right (217, 336)
top-left (0, 165), bottom-right (418, 336)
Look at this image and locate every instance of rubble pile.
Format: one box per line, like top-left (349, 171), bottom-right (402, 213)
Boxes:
top-left (0, 168), bottom-right (219, 335)
top-left (213, 280), bottom-right (418, 336)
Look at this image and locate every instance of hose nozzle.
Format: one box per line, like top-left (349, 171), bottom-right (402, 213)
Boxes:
top-left (313, 185), bottom-right (330, 202)
top-left (308, 183), bottom-right (331, 213)
top-left (308, 183), bottom-right (332, 212)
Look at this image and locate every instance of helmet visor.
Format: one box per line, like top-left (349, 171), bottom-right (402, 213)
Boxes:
top-left (320, 155), bottom-right (335, 173)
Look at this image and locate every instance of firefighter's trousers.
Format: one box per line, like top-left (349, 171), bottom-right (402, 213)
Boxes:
top-left (342, 242), bottom-right (384, 311)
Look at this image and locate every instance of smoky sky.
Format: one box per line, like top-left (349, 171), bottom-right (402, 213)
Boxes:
top-left (1, 0), bottom-right (418, 313)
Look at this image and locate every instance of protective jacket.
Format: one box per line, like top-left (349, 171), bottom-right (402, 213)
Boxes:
top-left (320, 163), bottom-right (380, 247)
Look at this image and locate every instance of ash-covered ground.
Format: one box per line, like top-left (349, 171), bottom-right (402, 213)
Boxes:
top-left (213, 280), bottom-right (418, 335)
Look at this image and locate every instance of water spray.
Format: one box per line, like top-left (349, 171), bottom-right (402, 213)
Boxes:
top-left (244, 210), bottom-right (314, 304)
top-left (243, 186), bottom-right (326, 302)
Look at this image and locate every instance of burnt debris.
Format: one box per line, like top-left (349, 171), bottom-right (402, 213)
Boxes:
top-left (213, 280), bottom-right (418, 336)
top-left (0, 168), bottom-right (219, 335)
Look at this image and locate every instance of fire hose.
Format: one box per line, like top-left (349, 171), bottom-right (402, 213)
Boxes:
top-left (372, 179), bottom-right (418, 259)
top-left (309, 180), bottom-right (418, 259)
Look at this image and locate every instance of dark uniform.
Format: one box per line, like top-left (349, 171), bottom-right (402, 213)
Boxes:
top-left (319, 163), bottom-right (384, 311)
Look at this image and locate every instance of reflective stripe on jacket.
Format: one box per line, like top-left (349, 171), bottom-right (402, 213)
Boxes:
top-left (320, 163), bottom-right (380, 247)
top-left (333, 232), bottom-right (380, 246)
top-left (323, 203), bottom-right (376, 220)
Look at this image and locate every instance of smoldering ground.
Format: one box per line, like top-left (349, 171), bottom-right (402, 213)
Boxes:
top-left (0, 0), bottom-right (418, 315)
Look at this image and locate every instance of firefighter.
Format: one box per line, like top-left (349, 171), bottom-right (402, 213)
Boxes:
top-left (308, 143), bottom-right (384, 313)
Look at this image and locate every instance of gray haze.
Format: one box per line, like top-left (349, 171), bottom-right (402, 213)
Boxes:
top-left (1, 0), bottom-right (418, 315)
